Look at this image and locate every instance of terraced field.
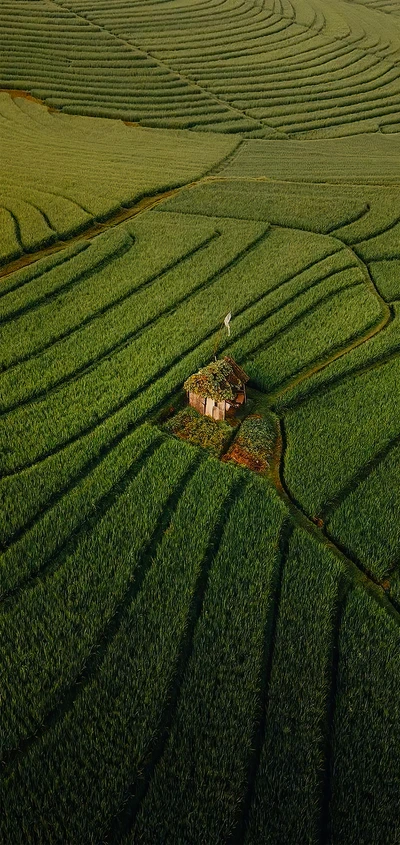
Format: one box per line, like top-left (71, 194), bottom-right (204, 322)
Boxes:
top-left (2, 0), bottom-right (400, 842)
top-left (3, 0), bottom-right (400, 134)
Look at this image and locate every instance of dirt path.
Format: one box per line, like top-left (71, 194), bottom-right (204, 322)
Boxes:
top-left (0, 184), bottom-right (196, 281)
top-left (2, 142), bottom-right (396, 620)
top-left (267, 416), bottom-right (400, 623)
top-left (268, 243), bottom-right (392, 404)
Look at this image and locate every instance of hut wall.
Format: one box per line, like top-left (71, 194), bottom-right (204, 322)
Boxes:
top-left (189, 392), bottom-right (206, 415)
top-left (215, 401), bottom-right (226, 421)
top-left (205, 397), bottom-right (215, 418)
top-left (188, 393), bottom-right (226, 421)
top-left (205, 398), bottom-right (225, 420)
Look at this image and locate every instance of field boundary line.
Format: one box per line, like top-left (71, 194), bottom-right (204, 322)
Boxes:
top-left (0, 224), bottom-right (269, 480)
top-left (0, 226), bottom-right (269, 418)
top-left (0, 233), bottom-right (134, 325)
top-left (1, 452), bottom-right (203, 770)
top-left (1, 239), bottom-right (347, 414)
top-left (0, 424), bottom-right (161, 557)
top-left (204, 175), bottom-right (400, 188)
top-left (270, 417), bottom-right (400, 624)
top-left (325, 203), bottom-right (370, 233)
top-left (269, 238), bottom-right (391, 403)
top-left (278, 327), bottom-right (400, 411)
top-left (228, 516), bottom-right (294, 845)
top-left (47, 0), bottom-right (280, 134)
top-left (0, 205), bottom-right (23, 254)
top-left (0, 437), bottom-right (163, 605)
top-left (0, 183), bottom-right (209, 282)
top-left (0, 242), bottom-right (90, 300)
top-left (0, 139), bottom-right (247, 284)
top-left (0, 231), bottom-right (220, 380)
top-left (320, 431), bottom-right (400, 522)
top-left (103, 473), bottom-right (248, 843)
top-left (1, 173), bottom-right (398, 286)
top-left (241, 279), bottom-right (363, 363)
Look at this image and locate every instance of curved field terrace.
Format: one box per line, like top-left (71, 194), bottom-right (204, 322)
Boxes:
top-left (1, 2), bottom-right (400, 843)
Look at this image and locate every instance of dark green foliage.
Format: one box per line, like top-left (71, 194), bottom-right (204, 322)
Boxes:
top-left (0, 456), bottom-right (241, 843)
top-left (1, 1), bottom-right (400, 840)
top-left (131, 478), bottom-right (286, 844)
top-left (329, 588), bottom-right (400, 845)
top-left (233, 414), bottom-right (276, 467)
top-left (284, 354), bottom-right (400, 516)
top-left (0, 91), bottom-right (237, 261)
top-left (165, 406), bottom-right (233, 456)
top-left (328, 439), bottom-right (400, 576)
top-left (369, 259), bottom-right (400, 300)
top-left (0, 434), bottom-right (196, 755)
top-left (246, 529), bottom-right (345, 845)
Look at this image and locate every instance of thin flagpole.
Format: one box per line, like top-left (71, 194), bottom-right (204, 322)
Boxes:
top-left (213, 312), bottom-right (232, 359)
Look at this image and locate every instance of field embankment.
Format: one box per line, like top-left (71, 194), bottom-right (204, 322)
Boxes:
top-left (2, 0), bottom-right (400, 842)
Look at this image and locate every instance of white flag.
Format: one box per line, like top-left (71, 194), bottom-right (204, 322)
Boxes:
top-left (224, 311), bottom-right (232, 336)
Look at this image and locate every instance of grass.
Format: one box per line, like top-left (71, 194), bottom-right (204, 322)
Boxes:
top-left (0, 92), bottom-right (238, 261)
top-left (284, 353), bottom-right (400, 517)
top-left (164, 406), bottom-right (234, 457)
top-left (369, 259), bottom-right (400, 300)
top-left (274, 302), bottom-right (400, 413)
top-left (327, 440), bottom-right (400, 588)
top-left (1, 456), bottom-right (243, 843)
top-left (130, 478), bottom-right (286, 844)
top-left (1, 0), bottom-right (400, 840)
top-left (246, 529), bottom-right (345, 845)
top-left (0, 433), bottom-right (196, 755)
top-left (329, 587), bottom-right (400, 845)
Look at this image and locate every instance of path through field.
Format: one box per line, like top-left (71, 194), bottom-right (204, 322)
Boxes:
top-left (2, 0), bottom-right (400, 841)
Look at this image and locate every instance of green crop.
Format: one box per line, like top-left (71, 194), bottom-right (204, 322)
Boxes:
top-left (0, 424), bottom-right (160, 596)
top-left (329, 588), bottom-right (400, 845)
top-left (284, 353), bottom-right (400, 516)
top-left (369, 259), bottom-right (400, 300)
top-left (1, 0), bottom-right (400, 840)
top-left (0, 456), bottom-right (242, 843)
top-left (328, 441), bottom-right (400, 588)
top-left (131, 478), bottom-right (286, 844)
top-left (275, 303), bottom-right (400, 412)
top-left (0, 91), bottom-right (238, 260)
top-left (0, 434), bottom-right (196, 755)
top-left (246, 529), bottom-right (345, 845)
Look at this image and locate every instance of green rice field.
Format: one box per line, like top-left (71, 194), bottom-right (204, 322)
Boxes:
top-left (1, 0), bottom-right (400, 842)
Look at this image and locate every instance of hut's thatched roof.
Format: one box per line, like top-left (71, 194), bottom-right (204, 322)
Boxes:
top-left (184, 357), bottom-right (248, 402)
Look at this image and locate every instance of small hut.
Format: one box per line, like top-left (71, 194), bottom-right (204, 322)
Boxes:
top-left (184, 357), bottom-right (249, 421)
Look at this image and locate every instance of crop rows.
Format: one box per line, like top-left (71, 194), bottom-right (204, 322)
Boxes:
top-left (3, 418), bottom-right (399, 845)
top-left (246, 529), bottom-right (345, 845)
top-left (1, 451), bottom-right (244, 842)
top-left (130, 479), bottom-right (287, 844)
top-left (1, 430), bottom-right (197, 754)
top-left (162, 178), bottom-right (400, 607)
top-left (218, 135), bottom-right (400, 183)
top-left (50, 0), bottom-right (400, 136)
top-left (0, 202), bottom-right (385, 481)
top-left (284, 352), bottom-right (400, 513)
top-left (2, 14), bottom-right (400, 835)
top-left (2, 0), bottom-right (400, 136)
top-left (0, 91), bottom-right (237, 261)
top-left (327, 439), bottom-right (400, 594)
top-left (0, 0), bottom-right (252, 131)
top-left (329, 587), bottom-right (400, 845)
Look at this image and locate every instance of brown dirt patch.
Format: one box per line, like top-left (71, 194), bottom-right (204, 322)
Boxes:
top-left (222, 442), bottom-right (268, 473)
top-left (0, 88), bottom-right (59, 113)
